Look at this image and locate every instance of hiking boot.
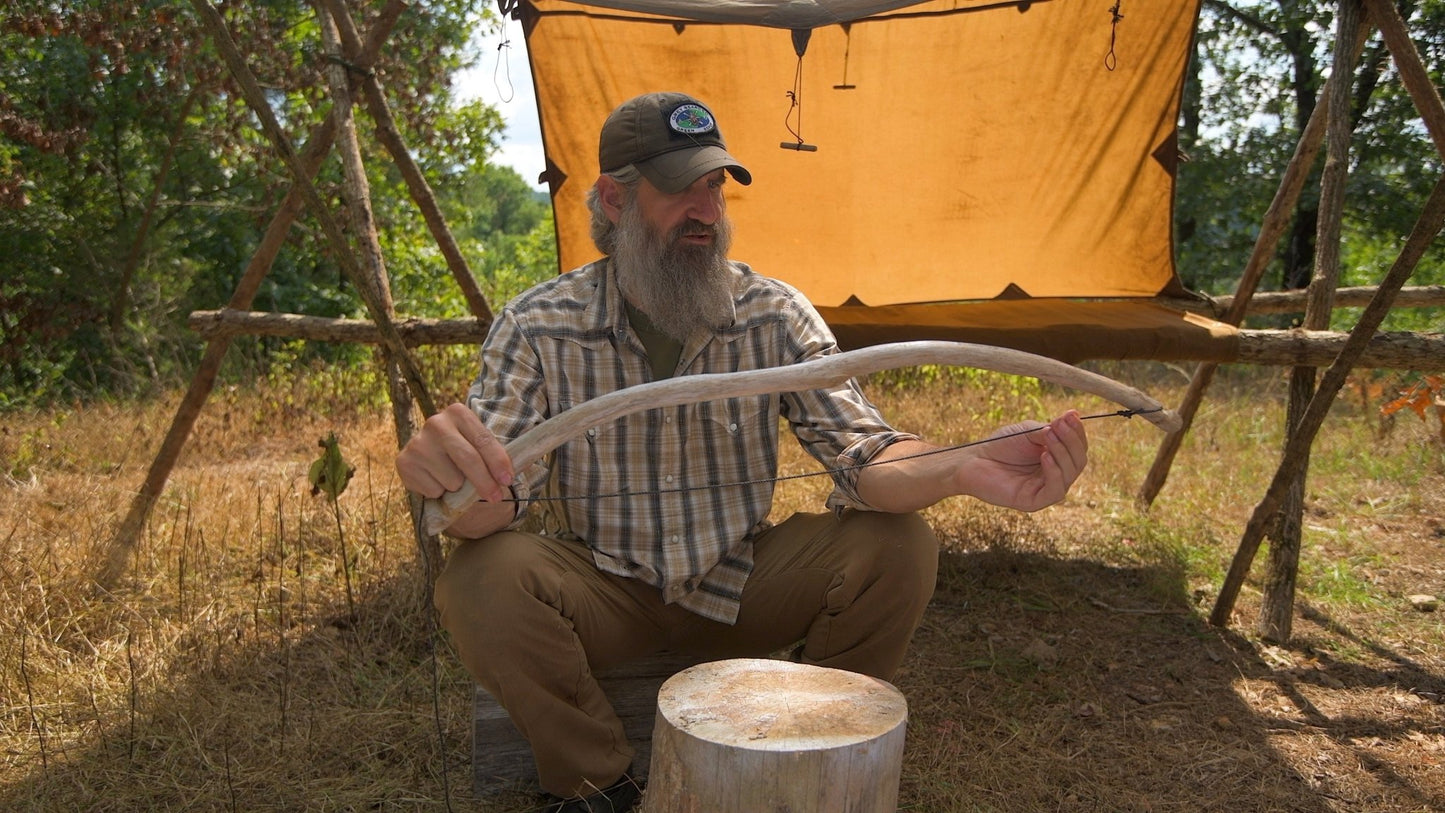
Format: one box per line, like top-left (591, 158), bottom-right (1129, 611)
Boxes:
top-left (546, 772), bottom-right (642, 813)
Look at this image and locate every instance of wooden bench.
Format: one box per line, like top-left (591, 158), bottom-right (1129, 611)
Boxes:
top-left (471, 651), bottom-right (704, 796)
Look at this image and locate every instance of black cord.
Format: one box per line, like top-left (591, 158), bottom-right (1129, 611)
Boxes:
top-left (508, 407), bottom-right (1162, 503)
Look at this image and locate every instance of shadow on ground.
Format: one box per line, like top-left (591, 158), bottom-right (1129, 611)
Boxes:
top-left (2, 548), bottom-right (1441, 812)
top-left (895, 547), bottom-right (1445, 813)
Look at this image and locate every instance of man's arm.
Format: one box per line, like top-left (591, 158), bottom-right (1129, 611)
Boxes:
top-left (396, 402), bottom-right (519, 539)
top-left (855, 410), bottom-right (1088, 514)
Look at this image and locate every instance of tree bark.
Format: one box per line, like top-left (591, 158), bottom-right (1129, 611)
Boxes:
top-left (110, 89), bottom-right (199, 336)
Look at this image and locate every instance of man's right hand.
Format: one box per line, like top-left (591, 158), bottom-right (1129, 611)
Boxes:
top-left (396, 403), bottom-right (518, 536)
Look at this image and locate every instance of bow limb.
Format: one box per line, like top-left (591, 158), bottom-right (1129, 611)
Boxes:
top-left (420, 340), bottom-right (1181, 535)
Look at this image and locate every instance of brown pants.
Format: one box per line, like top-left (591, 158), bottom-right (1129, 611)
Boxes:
top-left (433, 510), bottom-right (939, 798)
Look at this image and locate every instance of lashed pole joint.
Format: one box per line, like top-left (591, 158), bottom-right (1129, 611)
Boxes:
top-left (188, 0), bottom-right (436, 416)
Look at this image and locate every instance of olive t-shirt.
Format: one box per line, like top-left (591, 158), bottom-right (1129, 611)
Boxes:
top-left (625, 302), bottom-right (683, 381)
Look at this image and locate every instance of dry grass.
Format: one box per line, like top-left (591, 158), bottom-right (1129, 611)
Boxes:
top-left (1, 362), bottom-right (1442, 811)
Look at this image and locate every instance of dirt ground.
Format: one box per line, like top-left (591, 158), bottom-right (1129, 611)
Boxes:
top-left (1, 374), bottom-right (1441, 812)
top-left (890, 500), bottom-right (1445, 812)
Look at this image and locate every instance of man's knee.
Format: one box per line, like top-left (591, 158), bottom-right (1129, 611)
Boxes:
top-left (434, 531), bottom-right (565, 631)
top-left (842, 510), bottom-right (940, 594)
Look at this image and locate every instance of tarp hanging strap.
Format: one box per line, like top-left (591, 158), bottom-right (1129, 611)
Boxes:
top-left (1105, 1), bottom-right (1125, 71)
top-left (783, 28), bottom-right (819, 152)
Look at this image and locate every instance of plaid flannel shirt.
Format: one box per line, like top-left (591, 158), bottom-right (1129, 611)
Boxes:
top-left (466, 258), bottom-right (914, 624)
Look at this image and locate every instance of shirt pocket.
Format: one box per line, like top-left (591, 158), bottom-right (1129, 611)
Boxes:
top-left (551, 401), bottom-right (647, 500)
top-left (691, 394), bottom-right (777, 483)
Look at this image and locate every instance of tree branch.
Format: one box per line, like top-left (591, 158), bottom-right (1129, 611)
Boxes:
top-left (1204, 0), bottom-right (1279, 38)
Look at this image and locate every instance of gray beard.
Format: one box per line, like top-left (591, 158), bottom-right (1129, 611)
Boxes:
top-left (612, 201), bottom-right (736, 344)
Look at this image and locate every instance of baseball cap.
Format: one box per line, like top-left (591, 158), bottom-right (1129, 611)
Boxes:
top-left (598, 92), bottom-right (752, 194)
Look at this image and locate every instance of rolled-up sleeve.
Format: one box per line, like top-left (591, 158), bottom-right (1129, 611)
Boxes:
top-left (465, 308), bottom-right (549, 525)
top-left (777, 295), bottom-right (918, 513)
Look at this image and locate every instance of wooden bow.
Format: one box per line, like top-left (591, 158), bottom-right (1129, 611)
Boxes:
top-left (420, 340), bottom-right (1181, 534)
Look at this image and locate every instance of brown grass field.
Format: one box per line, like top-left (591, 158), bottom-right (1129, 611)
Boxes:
top-left (2, 359), bottom-right (1442, 812)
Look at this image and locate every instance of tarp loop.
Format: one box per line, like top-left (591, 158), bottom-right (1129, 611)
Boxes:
top-left (790, 27), bottom-right (811, 57)
top-left (493, 29), bottom-right (515, 103)
top-left (1105, 1), bottom-right (1125, 71)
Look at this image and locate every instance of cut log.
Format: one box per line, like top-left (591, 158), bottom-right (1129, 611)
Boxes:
top-left (645, 659), bottom-right (907, 813)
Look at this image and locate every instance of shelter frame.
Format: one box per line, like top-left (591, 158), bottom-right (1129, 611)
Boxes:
top-left (114, 0), bottom-right (1445, 661)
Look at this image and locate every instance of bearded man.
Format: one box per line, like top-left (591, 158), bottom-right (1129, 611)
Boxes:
top-left (396, 92), bottom-right (1089, 813)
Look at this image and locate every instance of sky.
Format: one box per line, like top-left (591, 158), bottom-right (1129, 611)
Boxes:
top-left (453, 14), bottom-right (547, 190)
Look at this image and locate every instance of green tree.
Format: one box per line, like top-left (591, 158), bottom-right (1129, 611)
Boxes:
top-left (0, 0), bottom-right (555, 408)
top-left (1176, 0), bottom-right (1443, 334)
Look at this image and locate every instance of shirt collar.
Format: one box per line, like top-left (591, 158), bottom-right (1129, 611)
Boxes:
top-left (591, 257), bottom-right (745, 355)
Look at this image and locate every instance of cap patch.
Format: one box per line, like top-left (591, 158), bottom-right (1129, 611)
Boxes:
top-left (668, 104), bottom-right (716, 136)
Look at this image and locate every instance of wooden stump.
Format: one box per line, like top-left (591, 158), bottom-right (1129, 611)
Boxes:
top-left (645, 659), bottom-right (908, 813)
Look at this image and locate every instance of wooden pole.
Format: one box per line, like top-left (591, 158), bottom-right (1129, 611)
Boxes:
top-left (1137, 24), bottom-right (1373, 508)
top-left (319, 0), bottom-right (494, 324)
top-left (1214, 0), bottom-right (1445, 633)
top-left (1189, 284), bottom-right (1445, 316)
top-left (1212, 169), bottom-right (1445, 629)
top-left (1260, 0), bottom-right (1362, 643)
top-left (186, 309), bottom-right (1445, 372)
top-left (100, 1), bottom-right (406, 588)
top-left (645, 659), bottom-right (907, 813)
top-left (188, 0), bottom-right (435, 417)
top-left (314, 2), bottom-right (443, 572)
top-left (1360, 0), bottom-right (1445, 159)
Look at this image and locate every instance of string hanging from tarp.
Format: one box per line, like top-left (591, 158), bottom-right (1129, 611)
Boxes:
top-left (782, 28), bottom-right (819, 152)
top-left (834, 22), bottom-right (857, 90)
top-left (1105, 0), bottom-right (1125, 71)
top-left (493, 29), bottom-right (515, 102)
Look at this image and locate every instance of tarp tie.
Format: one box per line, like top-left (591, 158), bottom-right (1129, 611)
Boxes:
top-left (783, 28), bottom-right (819, 151)
top-left (493, 34), bottom-right (515, 103)
top-left (834, 23), bottom-right (857, 90)
top-left (1105, 1), bottom-right (1125, 71)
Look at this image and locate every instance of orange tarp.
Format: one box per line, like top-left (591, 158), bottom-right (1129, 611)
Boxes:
top-left (515, 0), bottom-right (1202, 307)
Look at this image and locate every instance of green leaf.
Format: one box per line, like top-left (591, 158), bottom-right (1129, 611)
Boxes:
top-left (308, 432), bottom-right (354, 502)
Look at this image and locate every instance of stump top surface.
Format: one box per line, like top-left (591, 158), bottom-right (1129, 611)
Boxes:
top-left (656, 658), bottom-right (907, 750)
